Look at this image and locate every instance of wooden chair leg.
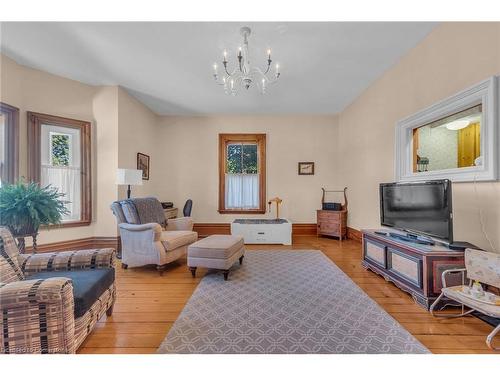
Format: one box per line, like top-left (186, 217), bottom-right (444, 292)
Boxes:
top-left (189, 267), bottom-right (197, 278)
top-left (157, 265), bottom-right (166, 276)
top-left (223, 270), bottom-right (229, 281)
top-left (239, 255), bottom-right (244, 265)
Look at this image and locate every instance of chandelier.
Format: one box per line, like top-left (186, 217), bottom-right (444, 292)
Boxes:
top-left (212, 27), bottom-right (281, 95)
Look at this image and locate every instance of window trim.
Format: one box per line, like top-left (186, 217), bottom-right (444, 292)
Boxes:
top-left (218, 133), bottom-right (266, 214)
top-left (28, 112), bottom-right (92, 228)
top-left (0, 102), bottom-right (19, 184)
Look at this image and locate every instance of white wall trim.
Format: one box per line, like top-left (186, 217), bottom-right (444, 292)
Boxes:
top-left (395, 76), bottom-right (499, 182)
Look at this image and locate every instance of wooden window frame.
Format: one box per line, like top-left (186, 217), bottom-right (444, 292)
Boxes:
top-left (218, 133), bottom-right (266, 214)
top-left (0, 102), bottom-right (19, 184)
top-left (28, 112), bottom-right (92, 228)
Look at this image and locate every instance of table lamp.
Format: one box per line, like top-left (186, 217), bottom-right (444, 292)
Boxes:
top-left (116, 169), bottom-right (143, 199)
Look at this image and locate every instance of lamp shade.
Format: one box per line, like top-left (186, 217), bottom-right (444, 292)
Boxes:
top-left (116, 169), bottom-right (143, 186)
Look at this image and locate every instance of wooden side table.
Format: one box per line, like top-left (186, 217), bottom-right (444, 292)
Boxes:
top-left (164, 207), bottom-right (178, 219)
top-left (316, 210), bottom-right (348, 240)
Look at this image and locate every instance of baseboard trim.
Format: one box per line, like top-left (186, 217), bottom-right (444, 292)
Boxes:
top-left (193, 222), bottom-right (319, 238)
top-left (26, 224), bottom-right (362, 253)
top-left (193, 223), bottom-right (231, 237)
top-left (347, 227), bottom-right (362, 242)
top-left (27, 236), bottom-right (119, 253)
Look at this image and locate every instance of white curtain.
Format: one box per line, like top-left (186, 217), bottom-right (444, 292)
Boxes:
top-left (225, 174), bottom-right (259, 209)
top-left (41, 165), bottom-right (81, 221)
top-left (40, 124), bottom-right (82, 222)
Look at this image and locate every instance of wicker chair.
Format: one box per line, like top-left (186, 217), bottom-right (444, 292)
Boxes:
top-left (0, 227), bottom-right (116, 354)
top-left (430, 248), bottom-right (500, 350)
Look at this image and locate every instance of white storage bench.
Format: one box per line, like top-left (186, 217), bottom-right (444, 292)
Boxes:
top-left (230, 218), bottom-right (292, 245)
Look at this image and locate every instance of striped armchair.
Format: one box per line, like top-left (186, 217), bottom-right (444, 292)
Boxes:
top-left (0, 227), bottom-right (116, 354)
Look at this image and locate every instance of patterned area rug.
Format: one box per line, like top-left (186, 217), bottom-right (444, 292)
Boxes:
top-left (157, 250), bottom-right (429, 354)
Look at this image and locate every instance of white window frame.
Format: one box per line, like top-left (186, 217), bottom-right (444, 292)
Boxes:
top-left (395, 76), bottom-right (499, 182)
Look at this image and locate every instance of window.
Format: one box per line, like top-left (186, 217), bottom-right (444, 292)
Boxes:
top-left (28, 112), bottom-right (91, 227)
top-left (0, 103), bottom-right (19, 186)
top-left (218, 134), bottom-right (266, 214)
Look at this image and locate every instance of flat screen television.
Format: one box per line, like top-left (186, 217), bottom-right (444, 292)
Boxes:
top-left (380, 180), bottom-right (453, 242)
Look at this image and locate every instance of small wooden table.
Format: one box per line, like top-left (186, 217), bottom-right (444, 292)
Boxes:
top-left (316, 210), bottom-right (348, 241)
top-left (164, 207), bottom-right (178, 219)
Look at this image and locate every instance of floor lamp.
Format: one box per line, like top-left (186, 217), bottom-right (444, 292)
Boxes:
top-left (116, 169), bottom-right (143, 199)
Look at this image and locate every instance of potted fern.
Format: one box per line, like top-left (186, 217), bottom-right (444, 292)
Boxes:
top-left (0, 181), bottom-right (68, 252)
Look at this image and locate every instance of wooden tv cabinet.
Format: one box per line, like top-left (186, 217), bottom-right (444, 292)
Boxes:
top-left (361, 229), bottom-right (465, 310)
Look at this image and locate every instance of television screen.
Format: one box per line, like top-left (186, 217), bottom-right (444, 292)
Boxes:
top-left (380, 180), bottom-right (453, 241)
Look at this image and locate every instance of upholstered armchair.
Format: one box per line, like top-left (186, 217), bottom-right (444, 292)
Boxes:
top-left (110, 197), bottom-right (198, 274)
top-left (430, 248), bottom-right (500, 350)
top-left (0, 227), bottom-right (116, 354)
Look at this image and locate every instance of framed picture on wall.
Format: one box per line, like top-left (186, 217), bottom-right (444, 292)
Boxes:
top-left (298, 162), bottom-right (314, 175)
top-left (137, 152), bottom-right (150, 180)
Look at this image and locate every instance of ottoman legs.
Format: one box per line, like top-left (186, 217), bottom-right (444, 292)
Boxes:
top-left (189, 267), bottom-right (197, 278)
top-left (223, 270), bottom-right (229, 281)
top-left (239, 255), bottom-right (244, 265)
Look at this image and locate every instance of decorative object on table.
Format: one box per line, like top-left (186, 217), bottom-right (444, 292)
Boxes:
top-left (0, 180), bottom-right (68, 253)
top-left (116, 168), bottom-right (143, 199)
top-left (110, 197), bottom-right (197, 275)
top-left (267, 196), bottom-right (282, 219)
top-left (188, 235), bottom-right (245, 281)
top-left (211, 26), bottom-right (281, 95)
top-left (362, 229), bottom-right (466, 310)
top-left (0, 227), bottom-right (116, 354)
top-left (430, 248), bottom-right (500, 350)
top-left (416, 156), bottom-right (429, 172)
top-left (136, 152), bottom-right (150, 180)
top-left (298, 162), bottom-right (315, 175)
top-left (158, 250), bottom-right (429, 354)
top-left (231, 218), bottom-right (292, 245)
top-left (321, 187), bottom-right (347, 211)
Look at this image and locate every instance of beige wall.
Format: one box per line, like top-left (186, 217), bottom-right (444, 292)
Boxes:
top-left (93, 86), bottom-right (119, 238)
top-left (156, 115), bottom-right (339, 223)
top-left (0, 55), bottom-right (163, 243)
top-left (117, 87), bottom-right (160, 200)
top-left (337, 22), bottom-right (500, 252)
top-left (0, 54), bottom-right (98, 243)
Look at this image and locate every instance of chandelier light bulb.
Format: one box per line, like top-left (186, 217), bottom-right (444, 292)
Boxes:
top-left (267, 49), bottom-right (271, 56)
top-left (213, 63), bottom-right (218, 71)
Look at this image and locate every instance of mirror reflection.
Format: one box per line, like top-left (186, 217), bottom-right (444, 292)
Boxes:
top-left (413, 104), bottom-right (482, 173)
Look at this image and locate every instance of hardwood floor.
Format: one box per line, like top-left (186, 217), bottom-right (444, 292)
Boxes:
top-left (78, 236), bottom-right (499, 354)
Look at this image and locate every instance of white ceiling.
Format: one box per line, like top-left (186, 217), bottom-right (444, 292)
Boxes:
top-left (0, 22), bottom-right (437, 115)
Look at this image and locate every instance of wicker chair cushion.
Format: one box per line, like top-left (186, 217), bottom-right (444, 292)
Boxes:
top-left (27, 268), bottom-right (115, 318)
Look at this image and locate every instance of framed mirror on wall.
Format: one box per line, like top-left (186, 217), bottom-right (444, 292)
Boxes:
top-left (395, 76), bottom-right (498, 182)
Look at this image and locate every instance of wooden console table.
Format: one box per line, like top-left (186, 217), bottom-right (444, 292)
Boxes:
top-left (361, 229), bottom-right (465, 310)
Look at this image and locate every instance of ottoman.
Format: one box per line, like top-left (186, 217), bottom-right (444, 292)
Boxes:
top-left (187, 235), bottom-right (245, 280)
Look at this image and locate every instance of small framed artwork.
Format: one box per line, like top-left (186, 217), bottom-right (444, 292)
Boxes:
top-left (137, 152), bottom-right (150, 180)
top-left (298, 162), bottom-right (315, 175)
